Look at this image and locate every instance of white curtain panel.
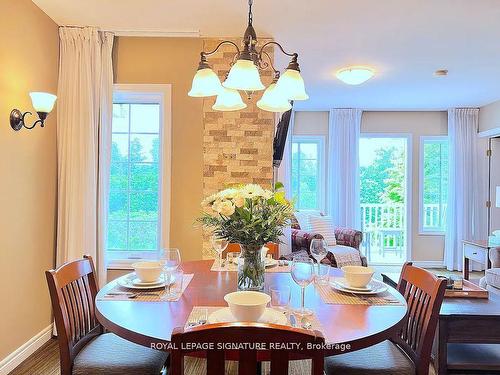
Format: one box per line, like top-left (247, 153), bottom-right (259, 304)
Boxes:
top-left (276, 110), bottom-right (295, 256)
top-left (445, 108), bottom-right (485, 271)
top-left (56, 27), bottom-right (114, 286)
top-left (327, 109), bottom-right (362, 229)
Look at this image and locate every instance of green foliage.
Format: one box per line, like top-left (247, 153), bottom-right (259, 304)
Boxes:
top-left (360, 147), bottom-right (398, 204)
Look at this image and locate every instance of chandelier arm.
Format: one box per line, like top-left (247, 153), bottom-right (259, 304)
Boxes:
top-left (260, 51), bottom-right (279, 78)
top-left (201, 40), bottom-right (241, 58)
top-left (258, 41), bottom-right (298, 59)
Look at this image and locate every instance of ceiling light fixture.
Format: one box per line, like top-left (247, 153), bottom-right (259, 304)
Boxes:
top-left (188, 0), bottom-right (307, 112)
top-left (336, 66), bottom-right (375, 85)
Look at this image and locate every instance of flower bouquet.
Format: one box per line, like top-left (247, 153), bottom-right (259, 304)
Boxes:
top-left (198, 183), bottom-right (294, 291)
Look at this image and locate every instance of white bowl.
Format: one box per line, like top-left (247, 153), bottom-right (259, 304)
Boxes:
top-left (224, 291), bottom-right (271, 321)
top-left (341, 266), bottom-right (375, 288)
top-left (132, 261), bottom-right (163, 283)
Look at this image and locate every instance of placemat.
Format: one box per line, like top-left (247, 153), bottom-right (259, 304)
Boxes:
top-left (315, 282), bottom-right (403, 306)
top-left (99, 273), bottom-right (194, 302)
top-left (185, 306), bottom-right (324, 333)
top-left (210, 260), bottom-right (291, 273)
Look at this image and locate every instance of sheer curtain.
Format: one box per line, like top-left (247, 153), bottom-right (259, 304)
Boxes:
top-left (327, 109), bottom-right (362, 229)
top-left (445, 108), bottom-right (484, 271)
top-left (276, 110), bottom-right (295, 256)
top-left (56, 27), bottom-right (114, 286)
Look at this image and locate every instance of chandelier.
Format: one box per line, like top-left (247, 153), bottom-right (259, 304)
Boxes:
top-left (188, 0), bottom-right (308, 112)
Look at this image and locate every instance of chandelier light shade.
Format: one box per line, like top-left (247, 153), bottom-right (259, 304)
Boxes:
top-left (257, 82), bottom-right (292, 112)
top-left (276, 69), bottom-right (309, 100)
top-left (336, 66), bottom-right (375, 85)
top-left (188, 0), bottom-right (306, 112)
top-left (188, 68), bottom-right (222, 97)
top-left (212, 87), bottom-right (247, 111)
top-left (223, 59), bottom-right (265, 91)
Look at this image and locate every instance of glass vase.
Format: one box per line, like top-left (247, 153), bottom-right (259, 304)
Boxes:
top-left (237, 244), bottom-right (265, 291)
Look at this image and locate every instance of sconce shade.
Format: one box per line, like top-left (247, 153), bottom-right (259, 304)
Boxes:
top-left (223, 59), bottom-right (265, 91)
top-left (496, 186), bottom-right (500, 208)
top-left (276, 69), bottom-right (308, 100)
top-left (29, 92), bottom-right (57, 113)
top-left (257, 83), bottom-right (292, 112)
top-left (188, 68), bottom-right (222, 97)
top-left (212, 87), bottom-right (247, 111)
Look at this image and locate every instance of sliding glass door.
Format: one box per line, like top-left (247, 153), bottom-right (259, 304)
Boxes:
top-left (359, 134), bottom-right (411, 264)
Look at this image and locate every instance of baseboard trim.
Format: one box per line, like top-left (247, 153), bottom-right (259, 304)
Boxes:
top-left (0, 324), bottom-right (53, 375)
top-left (411, 260), bottom-right (444, 268)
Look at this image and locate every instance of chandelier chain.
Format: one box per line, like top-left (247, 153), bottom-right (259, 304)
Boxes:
top-left (248, 0), bottom-right (253, 25)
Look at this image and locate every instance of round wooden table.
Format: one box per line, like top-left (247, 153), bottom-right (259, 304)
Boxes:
top-left (96, 260), bottom-right (407, 356)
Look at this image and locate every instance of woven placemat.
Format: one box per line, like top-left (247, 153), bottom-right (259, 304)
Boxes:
top-left (99, 273), bottom-right (194, 302)
top-left (185, 306), bottom-right (324, 333)
top-left (210, 260), bottom-right (291, 273)
top-left (315, 282), bottom-right (403, 306)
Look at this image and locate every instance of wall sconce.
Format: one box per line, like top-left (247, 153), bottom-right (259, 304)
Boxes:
top-left (10, 92), bottom-right (57, 131)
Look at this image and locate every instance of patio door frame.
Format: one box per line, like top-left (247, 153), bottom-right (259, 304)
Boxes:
top-left (359, 132), bottom-right (413, 264)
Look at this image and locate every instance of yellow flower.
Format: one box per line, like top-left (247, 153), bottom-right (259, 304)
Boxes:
top-left (217, 200), bottom-right (235, 216)
top-left (233, 194), bottom-right (245, 208)
top-left (241, 184), bottom-right (265, 199)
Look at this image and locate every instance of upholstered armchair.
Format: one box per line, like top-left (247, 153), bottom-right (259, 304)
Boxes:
top-left (281, 216), bottom-right (367, 268)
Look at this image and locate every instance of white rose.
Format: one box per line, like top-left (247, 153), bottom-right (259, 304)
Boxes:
top-left (217, 200), bottom-right (235, 216)
top-left (233, 194), bottom-right (245, 208)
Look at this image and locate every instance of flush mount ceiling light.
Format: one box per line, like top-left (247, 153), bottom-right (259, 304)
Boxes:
top-left (336, 66), bottom-right (375, 85)
top-left (188, 0), bottom-right (307, 112)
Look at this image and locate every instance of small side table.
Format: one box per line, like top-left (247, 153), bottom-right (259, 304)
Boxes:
top-left (462, 240), bottom-right (492, 280)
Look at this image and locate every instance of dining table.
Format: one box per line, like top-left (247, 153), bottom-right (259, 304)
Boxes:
top-left (95, 260), bottom-right (408, 358)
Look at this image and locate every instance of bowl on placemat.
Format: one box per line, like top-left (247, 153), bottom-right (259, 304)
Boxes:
top-left (224, 291), bottom-right (270, 321)
top-left (341, 266), bottom-right (375, 288)
top-left (131, 261), bottom-right (163, 283)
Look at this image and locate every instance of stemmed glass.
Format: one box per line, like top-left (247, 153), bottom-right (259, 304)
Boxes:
top-left (310, 238), bottom-right (328, 278)
top-left (291, 256), bottom-right (314, 316)
top-left (158, 248), bottom-right (181, 298)
top-left (211, 235), bottom-right (229, 267)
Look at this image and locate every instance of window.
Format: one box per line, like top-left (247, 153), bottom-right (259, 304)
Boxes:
top-left (107, 85), bottom-right (171, 262)
top-left (291, 136), bottom-right (325, 211)
top-left (420, 137), bottom-right (449, 234)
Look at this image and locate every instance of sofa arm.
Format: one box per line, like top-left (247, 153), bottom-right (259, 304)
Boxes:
top-left (490, 247), bottom-right (500, 268)
top-left (334, 227), bottom-right (363, 250)
top-left (291, 229), bottom-right (324, 253)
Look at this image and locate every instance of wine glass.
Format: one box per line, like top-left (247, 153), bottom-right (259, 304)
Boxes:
top-left (310, 238), bottom-right (328, 278)
top-left (158, 248), bottom-right (181, 298)
top-left (291, 256), bottom-right (314, 316)
top-left (211, 235), bottom-right (229, 267)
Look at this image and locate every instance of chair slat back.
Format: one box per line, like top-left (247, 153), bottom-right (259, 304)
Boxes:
top-left (395, 262), bottom-right (446, 375)
top-left (46, 255), bottom-right (102, 375)
top-left (171, 322), bottom-right (325, 375)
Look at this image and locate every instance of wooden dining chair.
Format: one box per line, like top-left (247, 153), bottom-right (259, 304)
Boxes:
top-left (325, 262), bottom-right (447, 375)
top-left (46, 255), bottom-right (168, 375)
top-left (171, 322), bottom-right (325, 375)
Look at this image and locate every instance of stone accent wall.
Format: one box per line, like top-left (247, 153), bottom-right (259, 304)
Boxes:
top-left (201, 38), bottom-right (275, 258)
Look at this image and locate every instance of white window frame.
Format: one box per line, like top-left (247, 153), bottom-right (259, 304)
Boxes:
top-left (291, 135), bottom-right (326, 213)
top-left (419, 136), bottom-right (448, 235)
top-left (107, 84), bottom-right (172, 269)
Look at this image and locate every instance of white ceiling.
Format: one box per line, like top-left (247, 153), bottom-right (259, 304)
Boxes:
top-left (33, 0), bottom-right (500, 110)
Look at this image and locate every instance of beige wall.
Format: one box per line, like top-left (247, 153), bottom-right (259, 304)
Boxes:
top-left (113, 37), bottom-right (204, 261)
top-left (479, 100), bottom-right (500, 133)
top-left (0, 0), bottom-right (59, 362)
top-left (362, 111), bottom-right (448, 262)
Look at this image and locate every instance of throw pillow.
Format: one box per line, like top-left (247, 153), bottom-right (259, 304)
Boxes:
top-left (308, 215), bottom-right (337, 246)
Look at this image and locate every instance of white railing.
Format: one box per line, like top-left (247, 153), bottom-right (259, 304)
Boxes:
top-left (422, 203), bottom-right (447, 229)
top-left (360, 203), bottom-right (405, 231)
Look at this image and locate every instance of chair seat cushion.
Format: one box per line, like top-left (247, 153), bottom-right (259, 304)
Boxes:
top-left (73, 333), bottom-right (168, 375)
top-left (325, 340), bottom-right (415, 375)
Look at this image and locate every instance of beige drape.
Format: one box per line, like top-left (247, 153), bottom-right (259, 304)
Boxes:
top-left (56, 27), bottom-right (114, 286)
